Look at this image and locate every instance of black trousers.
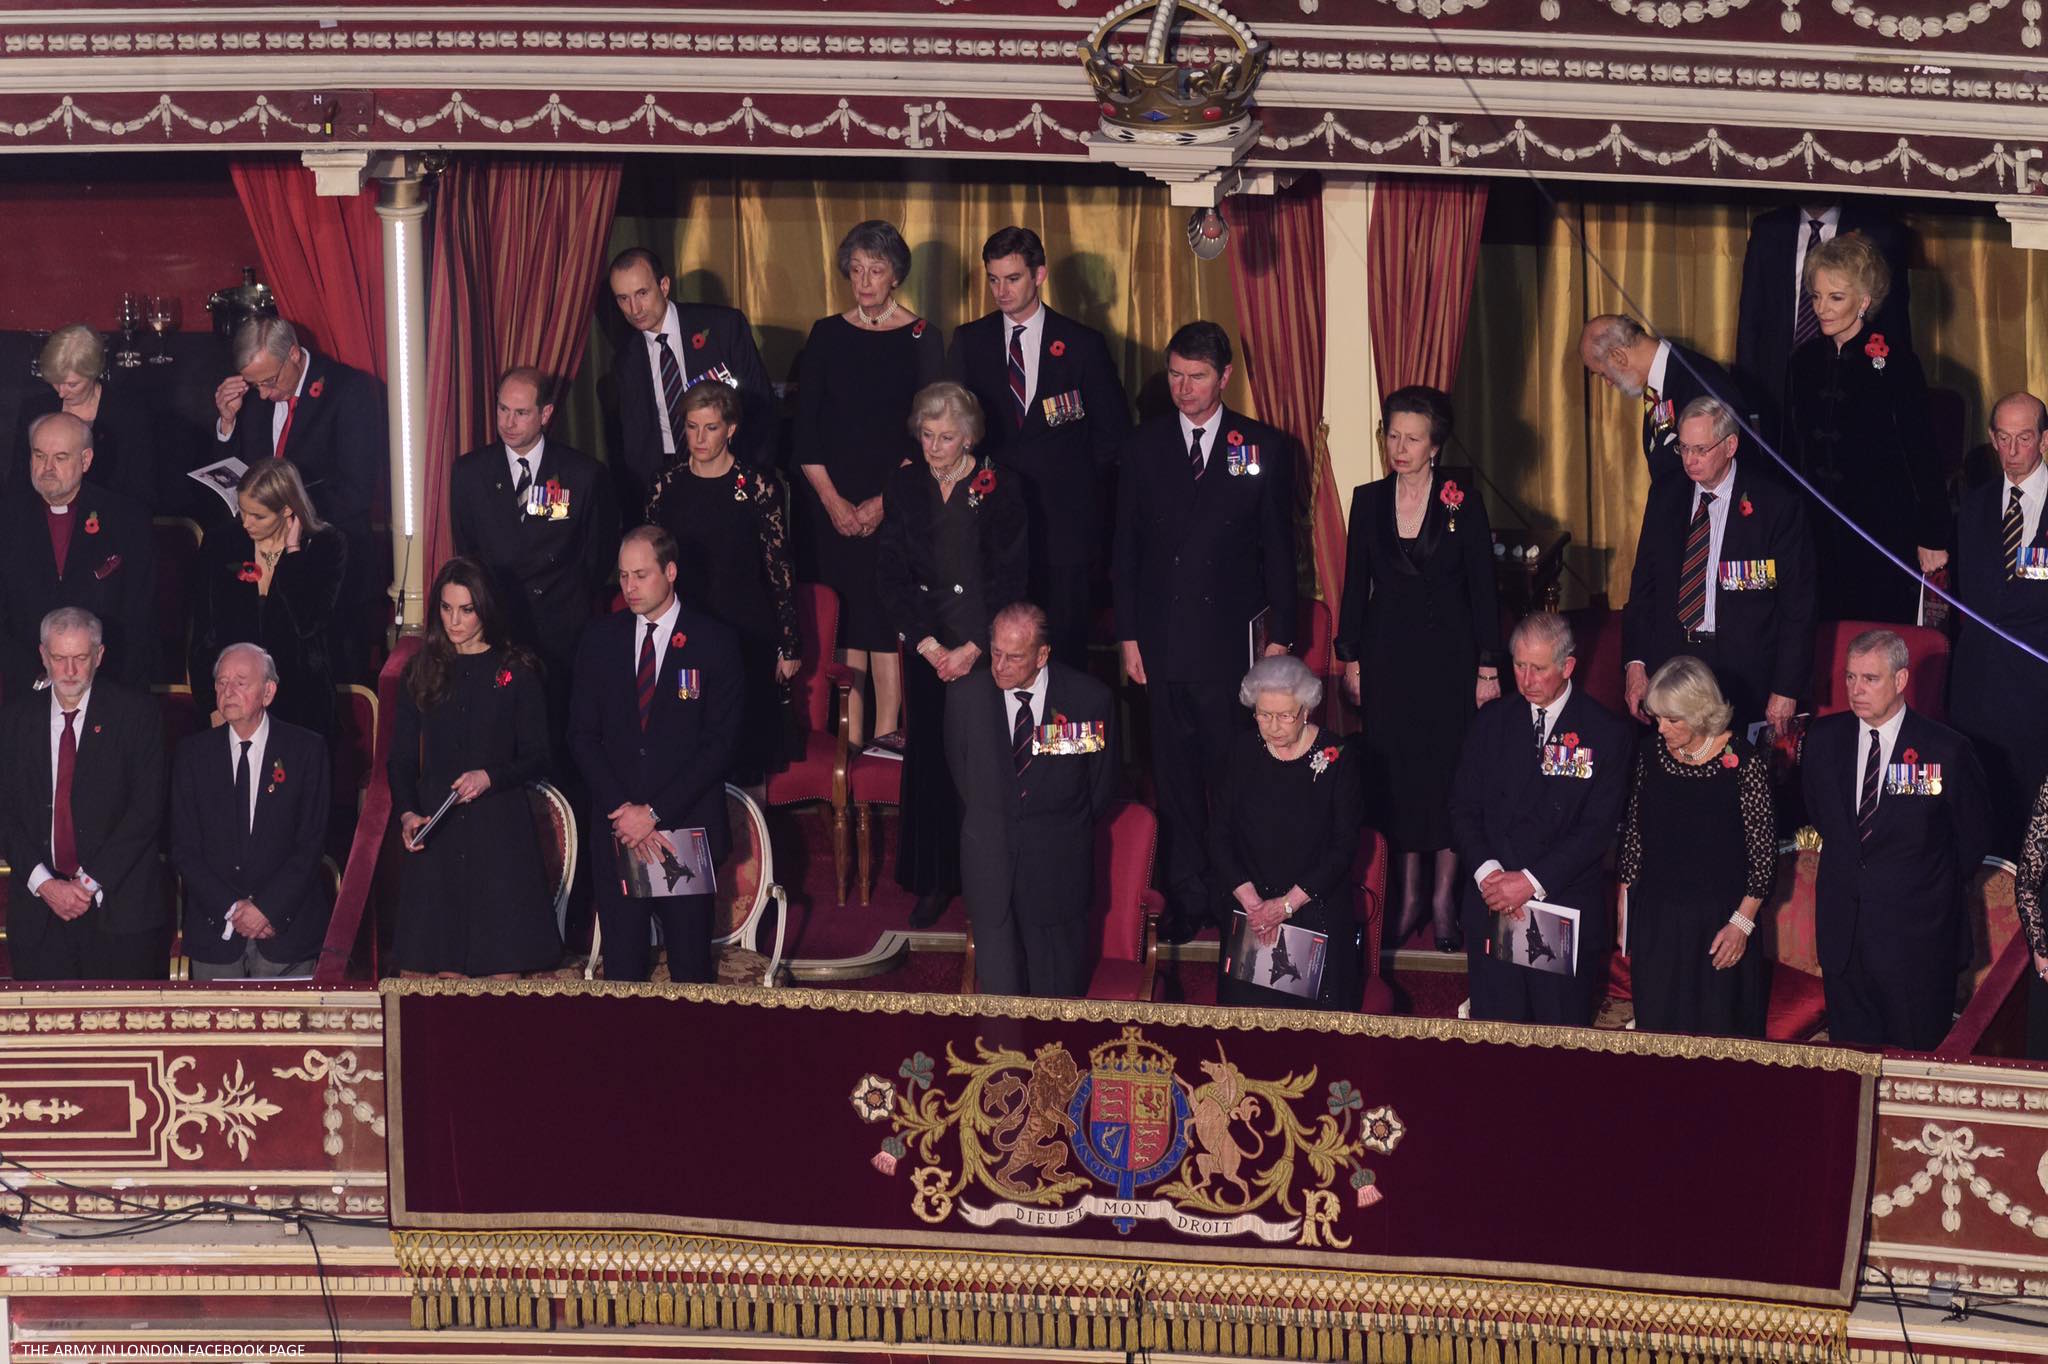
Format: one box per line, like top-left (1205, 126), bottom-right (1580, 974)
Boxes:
top-left (1148, 679), bottom-right (1246, 925)
top-left (971, 886), bottom-right (1091, 999)
top-left (8, 911), bottom-right (169, 982)
top-left (1464, 932), bottom-right (1603, 1026)
top-left (598, 890), bottom-right (714, 984)
top-left (1823, 945), bottom-right (1952, 1051)
top-left (1033, 563), bottom-right (1094, 671)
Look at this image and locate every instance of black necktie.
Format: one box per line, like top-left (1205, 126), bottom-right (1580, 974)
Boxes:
top-left (654, 334), bottom-right (687, 458)
top-left (1188, 426), bottom-right (1206, 478)
top-left (2005, 484), bottom-right (2025, 581)
top-left (513, 455), bottom-right (533, 504)
top-left (637, 621), bottom-right (658, 732)
top-left (234, 738), bottom-right (253, 840)
top-left (1532, 707), bottom-right (1547, 747)
top-left (1857, 727), bottom-right (1882, 843)
top-left (1012, 691), bottom-right (1034, 781)
top-left (1794, 218), bottom-right (1824, 348)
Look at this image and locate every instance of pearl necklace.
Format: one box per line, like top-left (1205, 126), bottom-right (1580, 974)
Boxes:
top-left (855, 299), bottom-right (899, 328)
top-left (931, 454), bottom-right (974, 487)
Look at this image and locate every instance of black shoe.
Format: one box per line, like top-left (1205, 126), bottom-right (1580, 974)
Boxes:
top-left (1434, 934), bottom-right (1462, 954)
top-left (1158, 913), bottom-right (1202, 946)
top-left (907, 893), bottom-right (950, 930)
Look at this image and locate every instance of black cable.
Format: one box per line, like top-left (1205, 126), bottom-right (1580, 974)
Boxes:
top-left (301, 1215), bottom-right (346, 1364)
top-left (1866, 1266), bottom-right (1922, 1364)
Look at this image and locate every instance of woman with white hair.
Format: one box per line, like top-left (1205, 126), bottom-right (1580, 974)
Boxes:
top-left (1618, 655), bottom-right (1777, 1036)
top-left (1211, 654), bottom-right (1363, 1009)
top-left (12, 324), bottom-right (158, 508)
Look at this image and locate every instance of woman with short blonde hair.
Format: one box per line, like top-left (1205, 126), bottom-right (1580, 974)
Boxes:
top-left (13, 322), bottom-right (157, 507)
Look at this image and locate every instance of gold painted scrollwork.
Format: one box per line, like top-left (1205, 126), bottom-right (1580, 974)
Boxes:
top-left (272, 1048), bottom-right (386, 1157)
top-left (164, 1058), bottom-right (280, 1161)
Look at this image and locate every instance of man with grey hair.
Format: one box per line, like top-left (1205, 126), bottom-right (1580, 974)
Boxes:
top-left (1621, 393), bottom-right (1816, 732)
top-left (1449, 611), bottom-right (1632, 1025)
top-left (944, 601), bottom-right (1116, 990)
top-left (0, 409), bottom-right (157, 700)
top-left (1578, 314), bottom-right (1743, 485)
top-left (0, 607), bottom-right (167, 980)
top-left (168, 642), bottom-right (333, 979)
top-left (1804, 628), bottom-right (1991, 1049)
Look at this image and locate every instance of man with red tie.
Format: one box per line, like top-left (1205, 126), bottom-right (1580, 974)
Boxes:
top-left (568, 527), bottom-right (742, 983)
top-left (0, 607), bottom-right (167, 980)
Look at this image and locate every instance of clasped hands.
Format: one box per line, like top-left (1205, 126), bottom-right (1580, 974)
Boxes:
top-left (828, 493), bottom-right (883, 539)
top-left (228, 899), bottom-right (276, 939)
top-left (925, 641), bottom-right (980, 682)
top-left (1235, 883), bottom-right (1294, 947)
top-left (1479, 869), bottom-right (1537, 917)
top-left (398, 769), bottom-right (494, 851)
top-left (609, 802), bottom-right (675, 866)
top-left (36, 876), bottom-right (96, 921)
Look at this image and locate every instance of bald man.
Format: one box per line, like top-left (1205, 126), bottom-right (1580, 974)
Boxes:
top-left (1949, 391), bottom-right (2048, 854)
top-left (1579, 315), bottom-right (1744, 487)
top-left (0, 412), bottom-right (156, 701)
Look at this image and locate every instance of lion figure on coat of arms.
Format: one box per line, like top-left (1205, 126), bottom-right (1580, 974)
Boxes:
top-left (984, 1041), bottom-right (1082, 1193)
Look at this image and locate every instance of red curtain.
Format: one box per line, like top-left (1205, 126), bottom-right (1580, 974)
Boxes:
top-left (1222, 176), bottom-right (1347, 612)
top-left (423, 155), bottom-right (624, 576)
top-left (1366, 177), bottom-right (1489, 395)
top-left (229, 158), bottom-right (387, 378)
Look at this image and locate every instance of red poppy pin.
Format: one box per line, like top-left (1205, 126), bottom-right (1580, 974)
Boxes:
top-left (735, 472), bottom-right (747, 488)
top-left (690, 330), bottom-right (708, 350)
top-left (1739, 495), bottom-right (1755, 518)
top-left (912, 319), bottom-right (927, 339)
top-left (1227, 430), bottom-right (1246, 448)
top-left (1864, 333), bottom-right (1889, 370)
top-left (1901, 746), bottom-right (1919, 764)
top-left (83, 512), bottom-right (100, 536)
top-left (308, 378), bottom-right (325, 399)
top-left (271, 759), bottom-right (286, 784)
top-left (1720, 751), bottom-right (1740, 769)
top-left (675, 633), bottom-right (687, 649)
top-left (1439, 481), bottom-right (1465, 510)
top-left (546, 478), bottom-right (561, 498)
top-left (1321, 745), bottom-right (1340, 762)
top-left (236, 561), bottom-right (261, 584)
top-left (91, 723), bottom-right (101, 735)
top-left (494, 668), bottom-right (513, 689)
top-left (1048, 339), bottom-right (1066, 358)
top-left (1560, 731), bottom-right (1580, 748)
top-left (971, 467), bottom-right (997, 495)
top-left (1052, 712), bottom-right (1069, 726)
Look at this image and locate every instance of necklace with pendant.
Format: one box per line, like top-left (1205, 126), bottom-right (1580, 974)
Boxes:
top-left (855, 299), bottom-right (899, 328)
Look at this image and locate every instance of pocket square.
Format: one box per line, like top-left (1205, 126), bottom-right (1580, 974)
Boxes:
top-left (94, 554), bottom-right (122, 580)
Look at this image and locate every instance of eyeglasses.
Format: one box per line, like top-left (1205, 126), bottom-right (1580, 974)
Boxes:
top-left (1676, 437), bottom-right (1731, 459)
top-left (1253, 707), bottom-right (1304, 726)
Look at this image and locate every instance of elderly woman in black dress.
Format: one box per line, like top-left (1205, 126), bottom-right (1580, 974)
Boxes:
top-left (1334, 385), bottom-right (1500, 952)
top-left (389, 557), bottom-right (560, 978)
top-left (1619, 655), bottom-right (1775, 1037)
top-left (14, 324), bottom-right (158, 507)
top-left (1783, 232), bottom-right (1948, 623)
top-left (1213, 655), bottom-right (1364, 1010)
top-left (648, 378), bottom-right (799, 787)
top-left (188, 458), bottom-right (346, 737)
top-left (794, 219), bottom-right (947, 746)
top-left (877, 381), bottom-right (1027, 926)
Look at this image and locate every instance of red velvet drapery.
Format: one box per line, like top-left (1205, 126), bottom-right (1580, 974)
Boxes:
top-left (1222, 176), bottom-right (1347, 610)
top-left (228, 159), bottom-right (387, 379)
top-left (1366, 177), bottom-right (1489, 395)
top-left (422, 155), bottom-right (624, 577)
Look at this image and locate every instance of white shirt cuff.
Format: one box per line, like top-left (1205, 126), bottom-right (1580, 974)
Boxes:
top-left (1526, 870), bottom-right (1548, 901)
top-left (216, 421), bottom-right (234, 442)
top-left (26, 864), bottom-right (54, 896)
top-left (1472, 859), bottom-right (1504, 889)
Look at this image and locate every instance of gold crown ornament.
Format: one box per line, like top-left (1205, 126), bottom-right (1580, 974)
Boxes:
top-left (1081, 0), bottom-right (1269, 145)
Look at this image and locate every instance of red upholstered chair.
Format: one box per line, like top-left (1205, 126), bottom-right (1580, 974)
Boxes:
top-left (331, 683), bottom-right (379, 860)
top-left (1567, 606), bottom-right (1627, 718)
top-left (1811, 620), bottom-right (1951, 722)
top-left (959, 800), bottom-right (1163, 999)
top-left (526, 781), bottom-right (577, 945)
top-left (153, 682), bottom-right (201, 756)
top-left (714, 785), bottom-right (789, 987)
top-left (1352, 826), bottom-right (1393, 1014)
top-left (152, 517), bottom-right (202, 687)
top-left (761, 583), bottom-right (850, 904)
top-left (1958, 856), bottom-right (2021, 1014)
top-left (847, 642), bottom-right (906, 905)
top-left (1762, 841), bottom-right (1827, 1043)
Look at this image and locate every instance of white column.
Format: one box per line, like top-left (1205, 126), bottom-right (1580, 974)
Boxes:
top-left (374, 171), bottom-right (429, 635)
top-left (1322, 176), bottom-right (1381, 520)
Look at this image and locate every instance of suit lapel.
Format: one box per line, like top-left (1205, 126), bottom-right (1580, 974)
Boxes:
top-left (1417, 471), bottom-right (1447, 566)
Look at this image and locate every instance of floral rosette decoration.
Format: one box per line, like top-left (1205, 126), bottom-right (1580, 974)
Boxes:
top-left (1864, 333), bottom-right (1890, 371)
top-left (966, 463), bottom-right (998, 509)
top-left (1440, 480), bottom-right (1465, 532)
top-left (1308, 744), bottom-right (1340, 781)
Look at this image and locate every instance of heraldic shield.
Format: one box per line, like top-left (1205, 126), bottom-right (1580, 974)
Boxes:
top-left (1068, 1032), bottom-right (1191, 1231)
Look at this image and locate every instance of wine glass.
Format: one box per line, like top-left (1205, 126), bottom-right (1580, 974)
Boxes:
top-left (146, 295), bottom-right (181, 366)
top-left (114, 293), bottom-right (144, 369)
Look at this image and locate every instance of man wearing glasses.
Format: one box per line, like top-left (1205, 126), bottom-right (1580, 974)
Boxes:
top-left (1621, 395), bottom-right (1817, 734)
top-left (212, 317), bottom-right (386, 678)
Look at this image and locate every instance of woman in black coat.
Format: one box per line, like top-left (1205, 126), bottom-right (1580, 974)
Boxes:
top-left (876, 381), bottom-right (1028, 926)
top-left (188, 458), bottom-right (346, 737)
top-left (14, 324), bottom-right (159, 509)
top-left (1783, 231), bottom-right (1948, 624)
top-left (389, 557), bottom-right (560, 978)
top-left (1334, 386), bottom-right (1501, 951)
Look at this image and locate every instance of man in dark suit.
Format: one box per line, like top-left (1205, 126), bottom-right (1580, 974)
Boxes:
top-left (1622, 395), bottom-right (1817, 732)
top-left (1736, 201), bottom-right (1913, 449)
top-left (169, 642), bottom-right (331, 978)
top-left (945, 602), bottom-right (1117, 996)
top-left (0, 607), bottom-right (166, 980)
top-left (1112, 321), bottom-right (1295, 943)
top-left (450, 366), bottom-right (621, 703)
top-left (212, 316), bottom-right (387, 678)
top-left (1449, 612), bottom-right (1632, 1025)
top-left (949, 227), bottom-right (1130, 663)
top-left (568, 526), bottom-right (743, 984)
top-left (1805, 628), bottom-right (1992, 1049)
top-left (607, 247), bottom-right (777, 516)
top-left (1948, 392), bottom-right (2048, 855)
top-left (1579, 315), bottom-right (1744, 486)
top-left (0, 412), bottom-right (156, 701)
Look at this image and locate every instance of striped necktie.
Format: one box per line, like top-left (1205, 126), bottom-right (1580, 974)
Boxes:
top-left (1857, 727), bottom-right (1882, 844)
top-left (1012, 691), bottom-right (1034, 781)
top-left (1008, 324), bottom-right (1029, 429)
top-left (654, 334), bottom-right (687, 460)
top-left (2004, 484), bottom-right (2025, 581)
top-left (1794, 217), bottom-right (1824, 349)
top-left (1678, 491), bottom-right (1716, 630)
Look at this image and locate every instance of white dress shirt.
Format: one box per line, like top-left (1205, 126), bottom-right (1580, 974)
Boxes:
top-left (1003, 303), bottom-right (1046, 410)
top-left (1001, 665), bottom-right (1051, 737)
top-left (634, 593), bottom-right (684, 673)
top-left (1853, 704), bottom-right (1911, 816)
top-left (1645, 340), bottom-right (1671, 398)
top-left (1691, 459), bottom-right (1739, 633)
top-left (1178, 404), bottom-right (1224, 475)
top-left (506, 435), bottom-right (547, 493)
top-left (1470, 681), bottom-right (1574, 901)
top-left (1792, 206), bottom-right (1842, 314)
top-left (226, 712), bottom-right (272, 834)
top-left (26, 687), bottom-right (95, 899)
top-left (641, 301), bottom-right (687, 457)
top-left (2003, 460), bottom-right (2048, 546)
top-left (216, 351), bottom-right (311, 448)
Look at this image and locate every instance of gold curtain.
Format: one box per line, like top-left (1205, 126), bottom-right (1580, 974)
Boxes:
top-left (1453, 190), bottom-right (2048, 603)
top-left (557, 163), bottom-right (1249, 460)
